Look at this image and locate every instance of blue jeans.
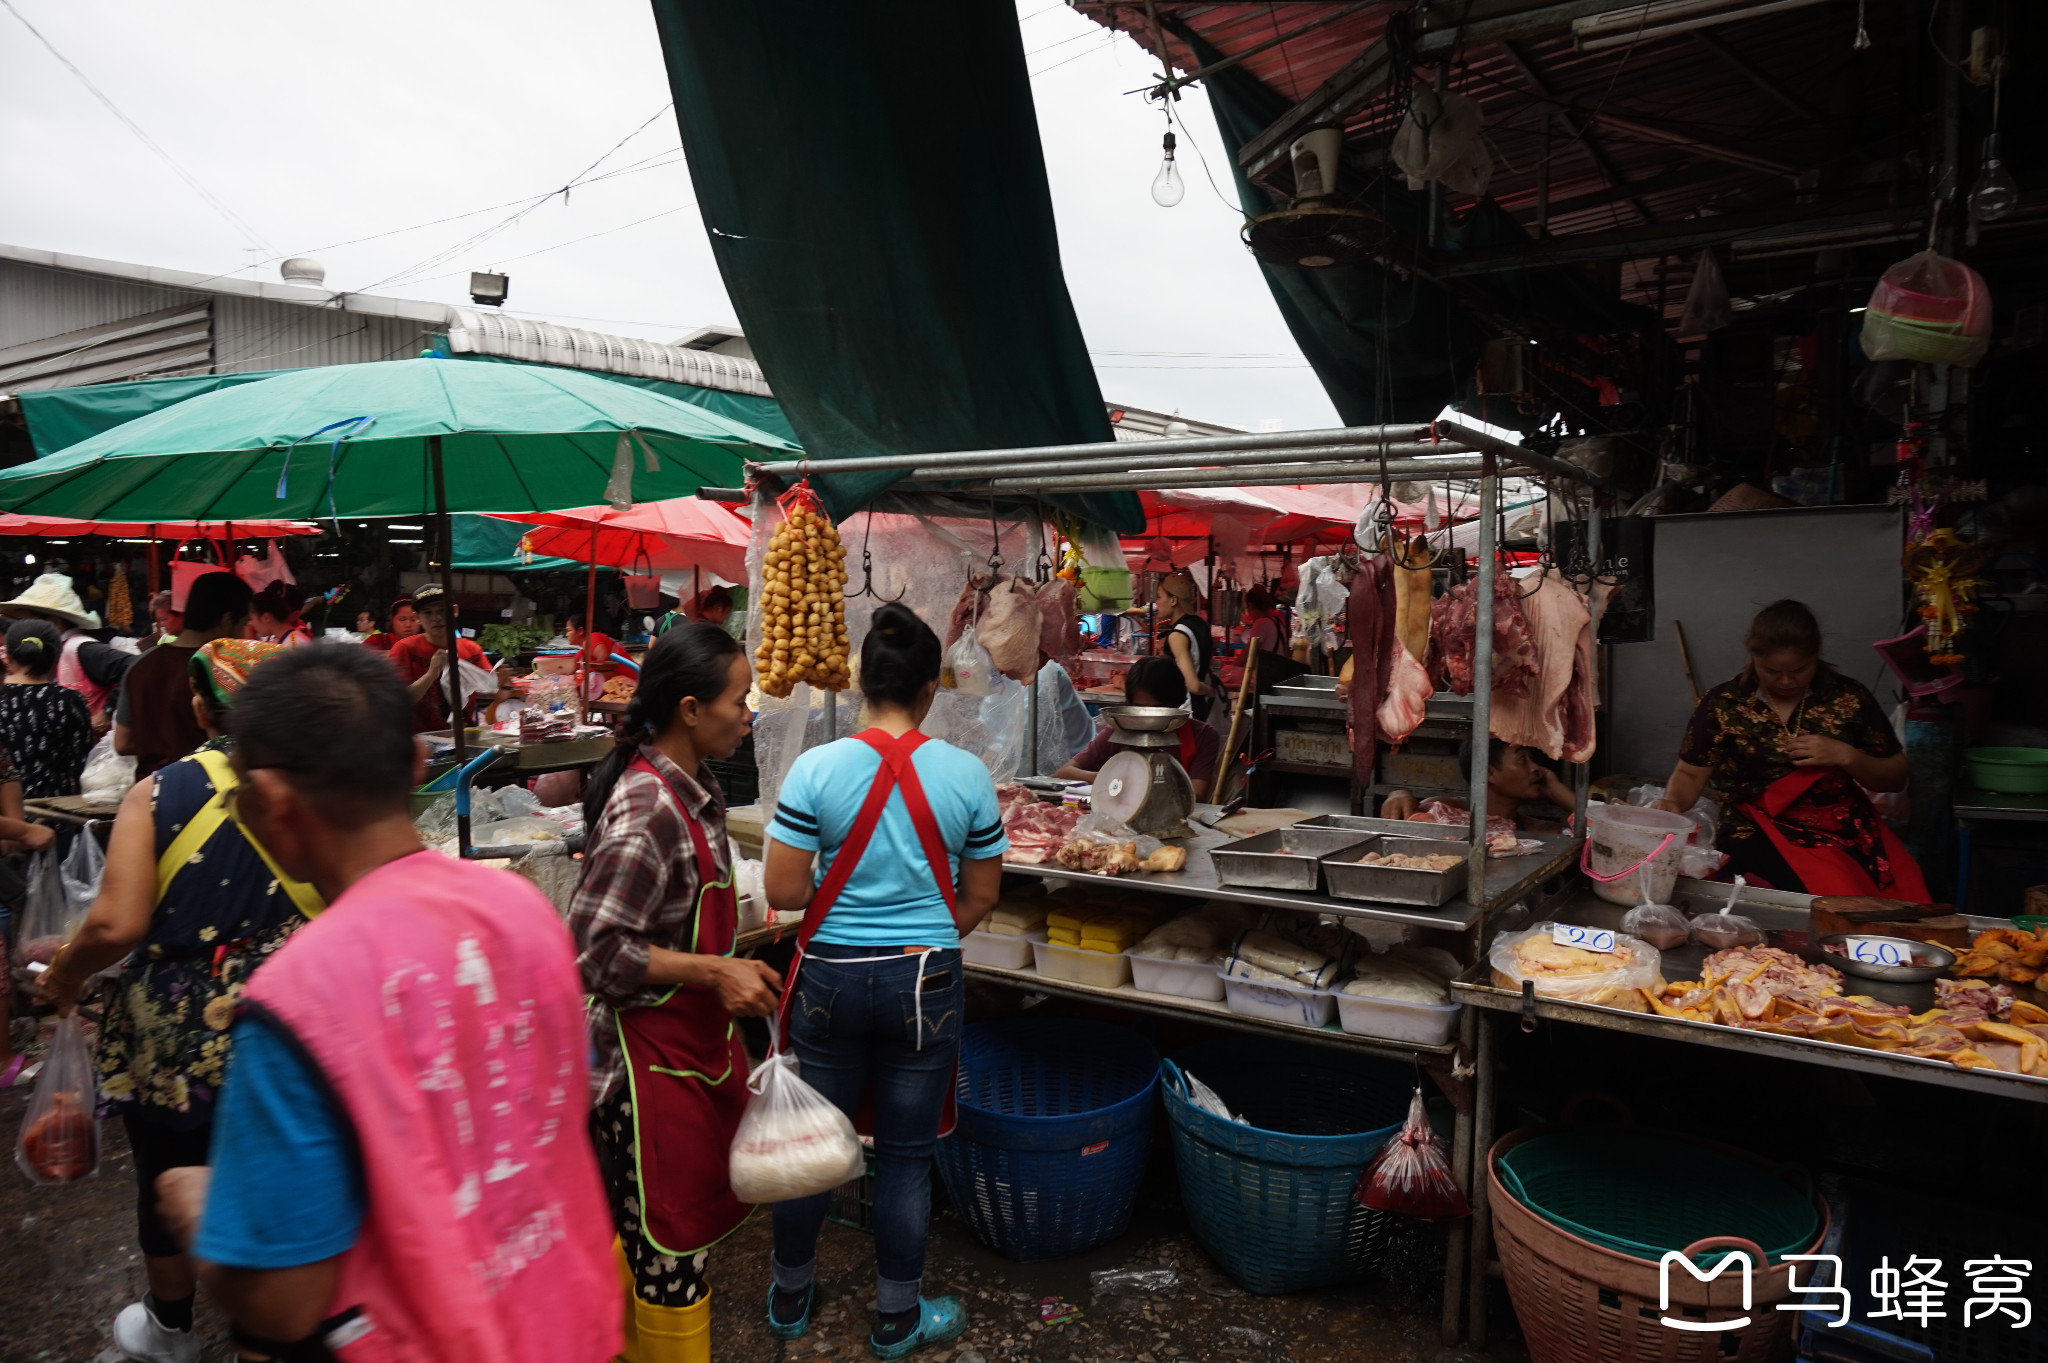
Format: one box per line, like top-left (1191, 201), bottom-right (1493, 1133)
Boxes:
top-left (771, 943), bottom-right (963, 1314)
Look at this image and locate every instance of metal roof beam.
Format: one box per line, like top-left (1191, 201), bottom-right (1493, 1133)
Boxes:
top-left (1687, 29), bottom-right (1821, 124)
top-left (1500, 39), bottom-right (1656, 224)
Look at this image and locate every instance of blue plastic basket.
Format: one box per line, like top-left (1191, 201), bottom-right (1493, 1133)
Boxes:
top-left (934, 1018), bottom-right (1158, 1261)
top-left (1162, 1039), bottom-right (1411, 1295)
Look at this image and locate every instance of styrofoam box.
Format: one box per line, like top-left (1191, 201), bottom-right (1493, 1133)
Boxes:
top-left (1030, 932), bottom-right (1134, 989)
top-left (1219, 970), bottom-right (1337, 1028)
top-left (1126, 949), bottom-right (1226, 1002)
top-left (962, 928), bottom-right (1036, 971)
top-left (1335, 991), bottom-right (1461, 1046)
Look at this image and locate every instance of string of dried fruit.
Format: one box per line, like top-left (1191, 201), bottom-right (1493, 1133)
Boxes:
top-left (754, 484), bottom-right (851, 697)
top-left (104, 566), bottom-right (133, 631)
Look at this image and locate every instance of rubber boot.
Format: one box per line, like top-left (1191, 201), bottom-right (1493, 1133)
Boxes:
top-left (633, 1291), bottom-right (712, 1363)
top-left (614, 1238), bottom-right (641, 1363)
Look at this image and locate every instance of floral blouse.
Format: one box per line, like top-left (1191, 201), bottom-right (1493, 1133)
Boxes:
top-left (94, 740), bottom-right (310, 1127)
top-left (0, 681), bottom-right (93, 797)
top-left (1678, 668), bottom-right (1900, 847)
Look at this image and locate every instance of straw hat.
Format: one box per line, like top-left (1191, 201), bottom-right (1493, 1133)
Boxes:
top-left (0, 572), bottom-right (101, 630)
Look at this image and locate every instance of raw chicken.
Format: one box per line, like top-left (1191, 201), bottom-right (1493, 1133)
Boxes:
top-left (1376, 641), bottom-right (1433, 745)
top-left (1487, 569), bottom-right (1589, 760)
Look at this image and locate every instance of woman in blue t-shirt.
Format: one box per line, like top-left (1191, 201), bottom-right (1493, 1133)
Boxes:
top-left (762, 603), bottom-right (1005, 1358)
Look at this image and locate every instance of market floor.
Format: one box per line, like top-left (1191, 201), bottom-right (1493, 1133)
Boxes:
top-left (0, 1082), bottom-right (1519, 1363)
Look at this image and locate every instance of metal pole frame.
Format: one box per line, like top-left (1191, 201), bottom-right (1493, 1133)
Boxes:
top-left (1466, 453), bottom-right (1497, 891)
top-left (430, 435), bottom-right (469, 855)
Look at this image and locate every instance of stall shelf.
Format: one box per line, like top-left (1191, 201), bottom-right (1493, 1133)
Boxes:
top-left (1447, 876), bottom-right (2048, 1352)
top-left (962, 957), bottom-right (1457, 1063)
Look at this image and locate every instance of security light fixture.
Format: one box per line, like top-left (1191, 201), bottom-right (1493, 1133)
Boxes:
top-left (469, 271), bottom-right (510, 307)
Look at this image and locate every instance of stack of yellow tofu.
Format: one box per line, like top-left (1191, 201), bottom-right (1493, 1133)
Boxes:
top-left (1047, 907), bottom-right (1149, 955)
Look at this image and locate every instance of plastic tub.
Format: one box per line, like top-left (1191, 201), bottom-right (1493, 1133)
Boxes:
top-left (1030, 933), bottom-right (1133, 989)
top-left (1220, 969), bottom-right (1337, 1028)
top-left (1335, 991), bottom-right (1461, 1046)
top-left (1583, 804), bottom-right (1692, 906)
top-left (1964, 746), bottom-right (2048, 795)
top-left (1127, 949), bottom-right (1225, 1002)
top-left (963, 929), bottom-right (1036, 971)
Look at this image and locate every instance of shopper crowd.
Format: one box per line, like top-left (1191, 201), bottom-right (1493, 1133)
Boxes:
top-left (3, 566), bottom-right (1003, 1363)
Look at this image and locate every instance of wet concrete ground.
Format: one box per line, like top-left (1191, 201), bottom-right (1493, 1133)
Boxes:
top-left (2, 1028), bottom-right (1519, 1363)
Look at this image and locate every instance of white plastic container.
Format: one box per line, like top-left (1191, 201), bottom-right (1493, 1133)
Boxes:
top-left (1335, 991), bottom-right (1461, 1046)
top-left (1126, 949), bottom-right (1226, 1002)
top-left (1585, 803), bottom-right (1693, 906)
top-left (1219, 970), bottom-right (1337, 1028)
top-left (962, 929), bottom-right (1036, 971)
top-left (1030, 932), bottom-right (1133, 989)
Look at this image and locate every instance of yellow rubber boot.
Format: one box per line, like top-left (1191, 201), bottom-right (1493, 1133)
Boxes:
top-left (614, 1238), bottom-right (641, 1363)
top-left (633, 1290), bottom-right (711, 1363)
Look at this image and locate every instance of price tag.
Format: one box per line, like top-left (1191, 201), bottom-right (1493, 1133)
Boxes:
top-left (1552, 923), bottom-right (1617, 954)
top-left (1846, 937), bottom-right (1914, 967)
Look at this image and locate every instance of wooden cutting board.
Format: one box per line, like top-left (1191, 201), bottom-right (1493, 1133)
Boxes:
top-left (1212, 807), bottom-right (1313, 838)
top-left (1809, 896), bottom-right (1971, 948)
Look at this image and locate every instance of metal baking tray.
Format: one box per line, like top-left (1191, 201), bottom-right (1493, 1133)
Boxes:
top-left (1210, 826), bottom-right (1373, 892)
top-left (1299, 813), bottom-right (1468, 843)
top-left (1321, 835), bottom-right (1472, 908)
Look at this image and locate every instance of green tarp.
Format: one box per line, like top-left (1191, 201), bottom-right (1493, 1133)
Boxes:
top-left (449, 513), bottom-right (599, 574)
top-left (649, 3), bottom-right (1144, 532)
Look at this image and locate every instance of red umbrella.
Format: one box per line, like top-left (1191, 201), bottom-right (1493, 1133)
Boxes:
top-left (492, 497), bottom-right (750, 581)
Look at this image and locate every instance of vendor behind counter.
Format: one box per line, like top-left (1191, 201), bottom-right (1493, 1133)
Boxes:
top-left (1381, 737), bottom-right (1573, 833)
top-left (1056, 656), bottom-right (1220, 798)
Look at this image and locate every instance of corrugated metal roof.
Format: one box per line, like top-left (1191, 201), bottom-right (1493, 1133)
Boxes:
top-left (0, 299), bottom-right (211, 392)
top-left (444, 308), bottom-right (771, 397)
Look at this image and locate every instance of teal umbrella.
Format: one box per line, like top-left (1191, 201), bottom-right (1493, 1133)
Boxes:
top-left (0, 357), bottom-right (798, 522)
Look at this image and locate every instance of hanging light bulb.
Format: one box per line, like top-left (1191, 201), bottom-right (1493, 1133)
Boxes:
top-left (1969, 133), bottom-right (2019, 225)
top-left (1151, 129), bottom-right (1184, 207)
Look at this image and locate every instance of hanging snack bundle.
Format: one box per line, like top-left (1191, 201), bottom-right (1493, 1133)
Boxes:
top-left (755, 485), bottom-right (851, 698)
top-left (1355, 1087), bottom-right (1469, 1220)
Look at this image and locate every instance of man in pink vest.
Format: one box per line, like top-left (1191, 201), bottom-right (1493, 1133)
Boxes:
top-left (152, 645), bottom-right (617, 1363)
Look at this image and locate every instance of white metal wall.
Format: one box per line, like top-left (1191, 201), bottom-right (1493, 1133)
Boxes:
top-left (0, 258), bottom-right (196, 350)
top-left (209, 295), bottom-right (430, 373)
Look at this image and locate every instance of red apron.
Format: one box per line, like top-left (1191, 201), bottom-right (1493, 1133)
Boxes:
top-left (616, 757), bottom-right (752, 1257)
top-left (775, 728), bottom-right (965, 1138)
top-left (1740, 766), bottom-right (1931, 902)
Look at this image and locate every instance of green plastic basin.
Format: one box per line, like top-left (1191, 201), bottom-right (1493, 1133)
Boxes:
top-left (1965, 747), bottom-right (2048, 795)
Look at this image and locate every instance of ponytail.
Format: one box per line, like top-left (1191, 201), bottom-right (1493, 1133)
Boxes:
top-left (583, 622), bottom-right (745, 828)
top-left (859, 602), bottom-right (941, 709)
top-left (4, 619), bottom-right (62, 678)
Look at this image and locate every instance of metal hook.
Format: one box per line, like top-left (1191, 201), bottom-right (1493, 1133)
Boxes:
top-left (842, 513), bottom-right (906, 602)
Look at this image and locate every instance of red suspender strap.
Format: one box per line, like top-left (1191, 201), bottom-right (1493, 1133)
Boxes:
top-left (791, 730), bottom-right (962, 952)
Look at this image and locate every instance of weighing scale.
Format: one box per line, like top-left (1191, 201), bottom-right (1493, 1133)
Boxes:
top-left (1091, 706), bottom-right (1197, 839)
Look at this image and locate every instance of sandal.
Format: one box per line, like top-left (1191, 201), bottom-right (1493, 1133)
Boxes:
top-left (766, 1281), bottom-right (814, 1341)
top-left (1, 1054), bottom-right (26, 1089)
top-left (869, 1297), bottom-right (967, 1360)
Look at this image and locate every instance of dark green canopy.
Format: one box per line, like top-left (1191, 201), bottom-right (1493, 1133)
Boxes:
top-left (649, 2), bottom-right (1144, 532)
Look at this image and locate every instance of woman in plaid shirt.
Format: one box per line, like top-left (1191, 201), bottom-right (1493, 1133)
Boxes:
top-left (569, 623), bottom-right (781, 1361)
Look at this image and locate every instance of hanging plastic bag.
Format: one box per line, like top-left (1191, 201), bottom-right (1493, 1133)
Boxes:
top-left (15, 1013), bottom-right (101, 1184)
top-left (78, 733), bottom-right (136, 801)
top-left (60, 825), bottom-right (107, 920)
top-left (1859, 250), bottom-right (1992, 367)
top-left (1355, 1087), bottom-right (1468, 1220)
top-left (10, 850), bottom-right (73, 969)
top-left (942, 626), bottom-right (1001, 697)
top-left (728, 1046), bottom-right (865, 1204)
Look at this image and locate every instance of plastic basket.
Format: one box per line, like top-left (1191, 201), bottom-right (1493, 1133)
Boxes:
top-left (1496, 1127), bottom-right (1819, 1266)
top-left (1488, 1125), bottom-right (1828, 1363)
top-left (1161, 1039), bottom-right (1411, 1294)
top-left (825, 1140), bottom-right (876, 1233)
top-left (934, 1018), bottom-right (1158, 1261)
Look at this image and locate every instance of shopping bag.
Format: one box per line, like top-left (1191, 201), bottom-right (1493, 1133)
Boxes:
top-left (59, 826), bottom-right (106, 921)
top-left (1354, 1087), bottom-right (1469, 1220)
top-left (79, 733), bottom-right (136, 801)
top-left (10, 850), bottom-right (73, 969)
top-left (14, 1014), bottom-right (101, 1185)
top-left (728, 1046), bottom-right (864, 1204)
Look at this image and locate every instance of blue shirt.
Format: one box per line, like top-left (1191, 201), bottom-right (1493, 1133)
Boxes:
top-left (769, 735), bottom-right (1007, 947)
top-left (197, 1013), bottom-right (365, 1270)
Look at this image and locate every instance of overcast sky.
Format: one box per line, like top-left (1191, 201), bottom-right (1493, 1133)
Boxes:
top-left (0, 0), bottom-right (1340, 432)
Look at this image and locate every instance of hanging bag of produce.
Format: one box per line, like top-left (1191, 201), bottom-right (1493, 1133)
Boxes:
top-left (1354, 1086), bottom-right (1468, 1220)
top-left (15, 1013), bottom-right (101, 1185)
top-left (753, 483), bottom-right (851, 699)
top-left (728, 1043), bottom-right (866, 1204)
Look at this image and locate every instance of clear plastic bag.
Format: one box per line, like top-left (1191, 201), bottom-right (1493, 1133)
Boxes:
top-left (942, 626), bottom-right (1000, 696)
top-left (728, 1047), bottom-right (865, 1204)
top-left (10, 850), bottom-right (73, 968)
top-left (78, 733), bottom-right (136, 801)
top-left (1488, 923), bottom-right (1663, 1011)
top-left (59, 826), bottom-right (107, 920)
top-left (1859, 249), bottom-right (1992, 367)
top-left (1621, 902), bottom-right (1690, 952)
top-left (15, 1013), bottom-right (100, 1185)
top-left (1355, 1087), bottom-right (1468, 1220)
top-left (1689, 913), bottom-right (1763, 950)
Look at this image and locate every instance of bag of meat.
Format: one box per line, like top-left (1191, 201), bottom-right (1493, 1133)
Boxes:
top-left (1354, 1087), bottom-right (1469, 1220)
top-left (15, 1014), bottom-right (100, 1185)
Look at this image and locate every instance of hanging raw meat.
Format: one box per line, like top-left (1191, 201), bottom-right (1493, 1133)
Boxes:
top-left (1376, 643), bottom-right (1433, 745)
top-left (1561, 579), bottom-right (1613, 764)
top-left (978, 576), bottom-right (1042, 682)
top-left (1346, 555), bottom-right (1397, 786)
top-left (1487, 570), bottom-right (1589, 760)
top-left (1038, 577), bottom-right (1082, 670)
top-left (1427, 571), bottom-right (1536, 699)
top-left (1390, 535), bottom-right (1432, 663)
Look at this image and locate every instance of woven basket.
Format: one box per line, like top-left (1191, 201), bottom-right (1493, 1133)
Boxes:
top-left (1489, 1127), bottom-right (1829, 1363)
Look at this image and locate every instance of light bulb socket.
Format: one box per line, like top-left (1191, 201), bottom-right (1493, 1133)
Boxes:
top-left (1981, 132), bottom-right (2003, 165)
top-left (1162, 130), bottom-right (1177, 157)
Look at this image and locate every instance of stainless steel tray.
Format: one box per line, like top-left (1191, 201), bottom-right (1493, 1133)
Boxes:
top-left (1299, 813), bottom-right (1468, 843)
top-left (1321, 835), bottom-right (1472, 908)
top-left (1210, 826), bottom-right (1373, 892)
